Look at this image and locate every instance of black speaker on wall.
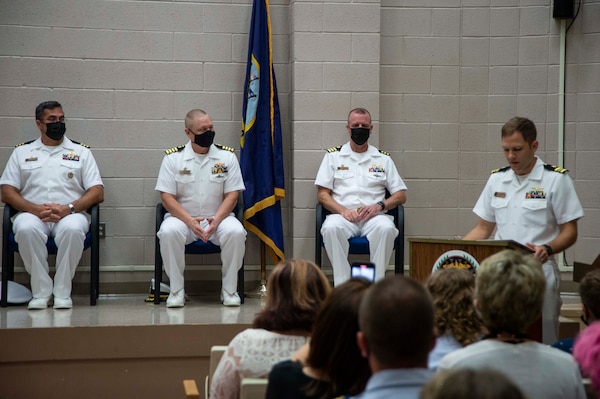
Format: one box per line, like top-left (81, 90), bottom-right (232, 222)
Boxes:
top-left (553, 0), bottom-right (574, 19)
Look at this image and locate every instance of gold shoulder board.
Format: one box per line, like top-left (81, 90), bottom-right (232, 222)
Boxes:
top-left (378, 149), bottom-right (390, 156)
top-left (165, 145), bottom-right (186, 155)
top-left (544, 164), bottom-right (568, 174)
top-left (15, 140), bottom-right (35, 148)
top-left (491, 166), bottom-right (511, 174)
top-left (214, 143), bottom-right (235, 152)
top-left (326, 146), bottom-right (342, 153)
top-left (71, 140), bottom-right (90, 148)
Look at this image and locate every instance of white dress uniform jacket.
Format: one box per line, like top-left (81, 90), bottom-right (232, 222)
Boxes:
top-left (0, 137), bottom-right (103, 205)
top-left (0, 137), bottom-right (103, 299)
top-left (315, 142), bottom-right (407, 285)
top-left (473, 156), bottom-right (584, 344)
top-left (155, 142), bottom-right (246, 294)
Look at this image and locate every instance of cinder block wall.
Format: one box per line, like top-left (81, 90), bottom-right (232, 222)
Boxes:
top-left (290, 0), bottom-right (382, 267)
top-left (290, 0), bottom-right (600, 270)
top-left (375, 0), bottom-right (600, 265)
top-left (0, 0), bottom-right (598, 290)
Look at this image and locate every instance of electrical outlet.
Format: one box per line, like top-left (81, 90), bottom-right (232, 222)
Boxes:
top-left (99, 222), bottom-right (106, 238)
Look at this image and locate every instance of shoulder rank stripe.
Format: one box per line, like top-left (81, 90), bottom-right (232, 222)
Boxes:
top-left (490, 166), bottom-right (511, 174)
top-left (165, 145), bottom-right (186, 155)
top-left (544, 163), bottom-right (568, 173)
top-left (326, 146), bottom-right (342, 153)
top-left (15, 140), bottom-right (35, 148)
top-left (378, 149), bottom-right (390, 156)
top-left (71, 140), bottom-right (90, 148)
top-left (215, 143), bottom-right (235, 152)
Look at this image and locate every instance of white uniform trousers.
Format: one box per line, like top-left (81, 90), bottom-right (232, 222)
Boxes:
top-left (542, 259), bottom-right (561, 345)
top-left (13, 212), bottom-right (89, 299)
top-left (321, 213), bottom-right (398, 286)
top-left (157, 214), bottom-right (246, 294)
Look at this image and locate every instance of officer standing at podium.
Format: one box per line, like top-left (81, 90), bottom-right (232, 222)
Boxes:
top-left (463, 116), bottom-right (584, 344)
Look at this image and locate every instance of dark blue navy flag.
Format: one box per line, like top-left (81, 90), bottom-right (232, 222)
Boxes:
top-left (240, 0), bottom-right (285, 262)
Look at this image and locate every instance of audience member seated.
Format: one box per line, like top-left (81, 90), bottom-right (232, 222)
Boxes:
top-left (425, 268), bottom-right (483, 370)
top-left (573, 321), bottom-right (600, 399)
top-left (553, 268), bottom-right (600, 354)
top-left (581, 269), bottom-right (600, 325)
top-left (438, 250), bottom-right (586, 399)
top-left (353, 275), bottom-right (436, 399)
top-left (265, 278), bottom-right (371, 399)
top-left (419, 368), bottom-right (527, 399)
top-left (209, 259), bottom-right (331, 399)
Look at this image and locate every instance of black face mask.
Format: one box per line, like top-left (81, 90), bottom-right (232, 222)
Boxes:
top-left (193, 130), bottom-right (215, 148)
top-left (350, 127), bottom-right (370, 145)
top-left (45, 122), bottom-right (66, 141)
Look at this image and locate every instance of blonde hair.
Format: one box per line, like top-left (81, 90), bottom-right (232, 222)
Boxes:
top-left (426, 268), bottom-right (482, 346)
top-left (420, 368), bottom-right (526, 399)
top-left (475, 250), bottom-right (545, 334)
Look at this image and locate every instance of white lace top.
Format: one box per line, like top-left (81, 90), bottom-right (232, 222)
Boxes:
top-left (209, 328), bottom-right (310, 399)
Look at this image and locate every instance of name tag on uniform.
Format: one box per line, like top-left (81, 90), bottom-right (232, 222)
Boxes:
top-left (179, 167), bottom-right (191, 175)
top-left (337, 164), bottom-right (348, 170)
top-left (494, 192), bottom-right (506, 198)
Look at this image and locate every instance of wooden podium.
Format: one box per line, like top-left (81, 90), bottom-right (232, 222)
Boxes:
top-left (408, 238), bottom-right (541, 342)
top-left (408, 238), bottom-right (532, 283)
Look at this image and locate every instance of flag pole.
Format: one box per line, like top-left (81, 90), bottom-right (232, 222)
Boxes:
top-left (245, 241), bottom-right (268, 298)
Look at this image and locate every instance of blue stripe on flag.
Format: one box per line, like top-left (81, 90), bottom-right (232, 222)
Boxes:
top-left (240, 0), bottom-right (285, 262)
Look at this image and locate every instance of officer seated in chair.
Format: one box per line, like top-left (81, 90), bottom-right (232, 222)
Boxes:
top-left (314, 107), bottom-right (407, 286)
top-left (0, 101), bottom-right (104, 310)
top-left (155, 109), bottom-right (246, 308)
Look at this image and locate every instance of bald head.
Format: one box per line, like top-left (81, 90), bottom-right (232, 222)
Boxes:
top-left (185, 109), bottom-right (209, 129)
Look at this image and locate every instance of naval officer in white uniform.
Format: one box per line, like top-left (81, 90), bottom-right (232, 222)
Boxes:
top-left (315, 108), bottom-right (407, 285)
top-left (0, 101), bottom-right (104, 310)
top-left (155, 109), bottom-right (246, 307)
top-left (463, 116), bottom-right (584, 344)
